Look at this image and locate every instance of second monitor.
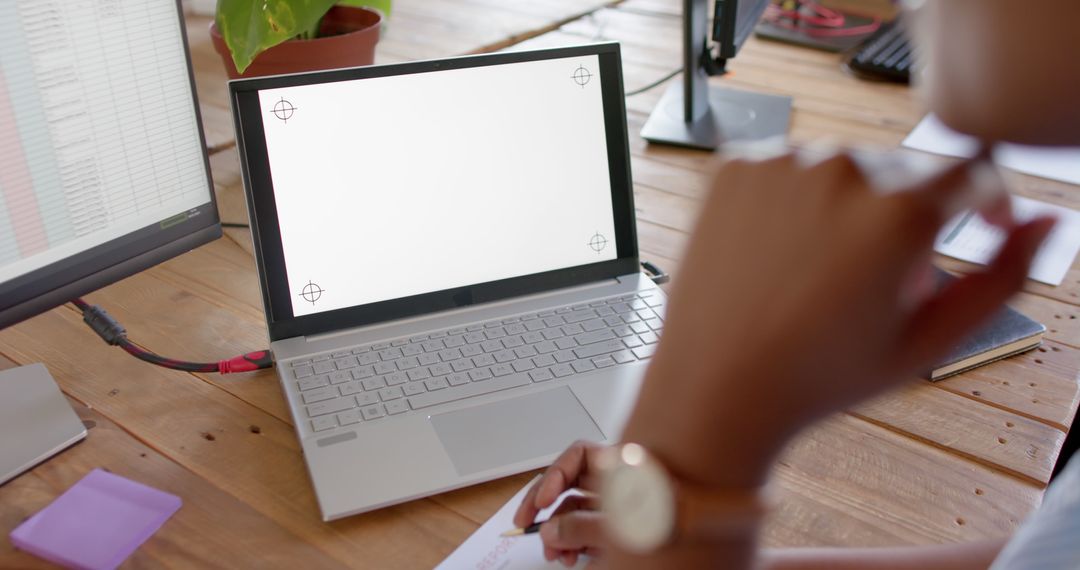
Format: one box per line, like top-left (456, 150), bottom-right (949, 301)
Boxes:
top-left (641, 0), bottom-right (792, 150)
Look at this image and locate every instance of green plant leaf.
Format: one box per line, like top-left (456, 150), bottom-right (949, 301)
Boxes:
top-left (217, 0), bottom-right (338, 73)
top-left (339, 0), bottom-right (392, 18)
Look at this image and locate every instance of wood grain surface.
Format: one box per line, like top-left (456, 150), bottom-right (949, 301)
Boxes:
top-left (1, 1), bottom-right (1077, 567)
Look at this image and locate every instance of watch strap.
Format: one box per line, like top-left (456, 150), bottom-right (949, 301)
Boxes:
top-left (676, 484), bottom-right (771, 540)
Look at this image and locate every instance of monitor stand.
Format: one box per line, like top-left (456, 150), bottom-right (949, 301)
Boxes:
top-left (641, 0), bottom-right (792, 151)
top-left (640, 80), bottom-right (792, 151)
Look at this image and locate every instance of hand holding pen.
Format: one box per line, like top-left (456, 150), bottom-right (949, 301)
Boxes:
top-left (510, 441), bottom-right (608, 567)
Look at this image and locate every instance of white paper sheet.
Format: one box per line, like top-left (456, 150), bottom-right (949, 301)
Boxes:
top-left (437, 478), bottom-right (588, 570)
top-left (935, 195), bottom-right (1080, 286)
top-left (902, 114), bottom-right (1080, 186)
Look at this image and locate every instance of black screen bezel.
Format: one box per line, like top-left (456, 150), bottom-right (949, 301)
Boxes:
top-left (0, 0), bottom-right (221, 330)
top-left (230, 43), bottom-right (638, 342)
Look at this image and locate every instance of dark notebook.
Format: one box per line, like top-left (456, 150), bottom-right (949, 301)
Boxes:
top-left (928, 269), bottom-right (1046, 381)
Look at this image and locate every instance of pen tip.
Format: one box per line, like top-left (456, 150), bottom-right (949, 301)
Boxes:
top-left (500, 528), bottom-right (525, 537)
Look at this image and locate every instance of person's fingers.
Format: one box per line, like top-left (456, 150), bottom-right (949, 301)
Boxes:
top-left (906, 157), bottom-right (1009, 229)
top-left (539, 510), bottom-right (607, 551)
top-left (535, 467), bottom-right (569, 510)
top-left (897, 217), bottom-right (1056, 371)
top-left (898, 254), bottom-right (938, 311)
top-left (561, 551), bottom-right (578, 567)
top-left (513, 475), bottom-right (546, 528)
top-left (977, 191), bottom-right (1015, 228)
top-left (809, 151), bottom-right (860, 178)
top-left (534, 441), bottom-right (601, 510)
top-left (533, 496), bottom-right (603, 566)
top-left (522, 493), bottom-right (597, 537)
top-left (549, 494), bottom-right (599, 516)
top-left (516, 442), bottom-right (603, 528)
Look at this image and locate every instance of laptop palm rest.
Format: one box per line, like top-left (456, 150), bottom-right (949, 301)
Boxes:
top-left (430, 387), bottom-right (603, 476)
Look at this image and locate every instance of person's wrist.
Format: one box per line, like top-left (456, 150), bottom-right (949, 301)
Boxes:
top-left (597, 441), bottom-right (771, 562)
top-left (619, 418), bottom-right (777, 494)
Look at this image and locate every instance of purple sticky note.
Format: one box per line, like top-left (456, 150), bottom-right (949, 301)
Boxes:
top-left (10, 468), bottom-right (181, 570)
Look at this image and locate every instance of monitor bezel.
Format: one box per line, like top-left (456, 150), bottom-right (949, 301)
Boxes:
top-left (0, 0), bottom-right (222, 330)
top-left (230, 43), bottom-right (639, 342)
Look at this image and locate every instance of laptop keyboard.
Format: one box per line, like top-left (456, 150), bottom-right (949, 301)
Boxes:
top-left (287, 291), bottom-right (665, 434)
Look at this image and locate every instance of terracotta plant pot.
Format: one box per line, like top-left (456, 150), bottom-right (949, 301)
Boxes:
top-left (210, 6), bottom-right (382, 79)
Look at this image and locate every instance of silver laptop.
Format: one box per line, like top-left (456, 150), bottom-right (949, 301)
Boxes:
top-left (229, 43), bottom-right (665, 520)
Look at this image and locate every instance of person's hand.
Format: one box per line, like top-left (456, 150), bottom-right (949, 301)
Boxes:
top-left (513, 441), bottom-right (608, 567)
top-left (619, 150), bottom-right (1056, 493)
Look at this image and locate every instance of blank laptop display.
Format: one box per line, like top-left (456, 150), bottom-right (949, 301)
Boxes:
top-left (249, 54), bottom-right (622, 319)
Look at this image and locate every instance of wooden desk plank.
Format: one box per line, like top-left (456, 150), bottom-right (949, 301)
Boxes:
top-left (852, 385), bottom-right (1065, 486)
top-left (1009, 296), bottom-right (1080, 349)
top-left (199, 102), bottom-right (236, 155)
top-left (77, 275), bottom-right (289, 423)
top-left (767, 415), bottom-right (1041, 547)
top-left (619, 0), bottom-right (681, 15)
top-left (0, 310), bottom-right (475, 569)
top-left (936, 340), bottom-right (1080, 432)
top-left (206, 148), bottom-right (261, 257)
top-left (382, 0), bottom-right (618, 60)
top-left (154, 241), bottom-right (264, 319)
top-left (0, 365), bottom-right (345, 569)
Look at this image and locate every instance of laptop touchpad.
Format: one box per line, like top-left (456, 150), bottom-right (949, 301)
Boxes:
top-left (430, 387), bottom-right (604, 476)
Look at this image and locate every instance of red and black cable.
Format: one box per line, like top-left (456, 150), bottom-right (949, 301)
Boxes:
top-left (763, 0), bottom-right (881, 38)
top-left (72, 298), bottom-right (273, 374)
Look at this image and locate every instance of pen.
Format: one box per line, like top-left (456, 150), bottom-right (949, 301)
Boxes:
top-left (500, 521), bottom-right (544, 537)
top-left (499, 490), bottom-right (599, 537)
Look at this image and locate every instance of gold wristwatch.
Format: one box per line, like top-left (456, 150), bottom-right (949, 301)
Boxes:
top-left (597, 442), bottom-right (770, 554)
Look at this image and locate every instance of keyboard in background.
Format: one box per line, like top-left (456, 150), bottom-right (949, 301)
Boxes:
top-left (846, 20), bottom-right (912, 83)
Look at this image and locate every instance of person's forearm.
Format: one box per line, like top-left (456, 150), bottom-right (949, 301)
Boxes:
top-left (758, 540), bottom-right (1007, 570)
top-left (600, 355), bottom-right (779, 570)
top-left (602, 535), bottom-right (761, 570)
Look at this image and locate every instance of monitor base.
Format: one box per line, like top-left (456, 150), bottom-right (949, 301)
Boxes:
top-left (641, 81), bottom-right (792, 151)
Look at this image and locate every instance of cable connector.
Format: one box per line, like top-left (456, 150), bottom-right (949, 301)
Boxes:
top-left (641, 260), bottom-right (671, 285)
top-left (80, 302), bottom-right (127, 345)
top-left (702, 53), bottom-right (729, 77)
top-left (219, 351), bottom-right (274, 374)
top-left (72, 298), bottom-right (274, 375)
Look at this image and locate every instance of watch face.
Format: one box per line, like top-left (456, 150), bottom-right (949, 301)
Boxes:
top-left (602, 457), bottom-right (675, 553)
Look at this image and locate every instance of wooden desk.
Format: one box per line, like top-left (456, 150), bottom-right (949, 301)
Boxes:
top-left (2, 0), bottom-right (1078, 567)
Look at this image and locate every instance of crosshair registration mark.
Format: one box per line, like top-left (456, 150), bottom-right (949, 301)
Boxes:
top-left (571, 65), bottom-right (592, 88)
top-left (299, 281), bottom-right (324, 305)
top-left (271, 97), bottom-right (297, 123)
top-left (588, 232), bottom-right (607, 254)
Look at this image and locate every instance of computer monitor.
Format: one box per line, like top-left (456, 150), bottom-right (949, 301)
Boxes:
top-left (641, 0), bottom-right (793, 150)
top-left (0, 1), bottom-right (219, 335)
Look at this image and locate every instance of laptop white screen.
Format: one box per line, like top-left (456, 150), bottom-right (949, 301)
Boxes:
top-left (258, 54), bottom-right (618, 317)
